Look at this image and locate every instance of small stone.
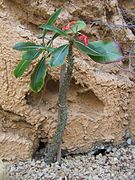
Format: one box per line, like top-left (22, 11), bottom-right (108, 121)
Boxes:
top-left (127, 138), bottom-right (132, 145)
top-left (51, 108), bottom-right (56, 113)
top-left (10, 166), bottom-right (16, 172)
top-left (106, 147), bottom-right (112, 153)
top-left (36, 160), bottom-right (41, 164)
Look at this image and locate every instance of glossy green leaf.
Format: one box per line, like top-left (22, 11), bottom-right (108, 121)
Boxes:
top-left (47, 47), bottom-right (56, 53)
top-left (74, 41), bottom-right (103, 56)
top-left (47, 8), bottom-right (62, 25)
top-left (40, 24), bottom-right (67, 36)
top-left (64, 21), bottom-right (86, 34)
top-left (14, 60), bottom-right (31, 78)
top-left (40, 8), bottom-right (61, 40)
top-left (87, 41), bottom-right (123, 63)
top-left (13, 42), bottom-right (44, 51)
top-left (22, 50), bottom-right (42, 61)
top-left (30, 57), bottom-right (46, 93)
top-left (50, 44), bottom-right (69, 67)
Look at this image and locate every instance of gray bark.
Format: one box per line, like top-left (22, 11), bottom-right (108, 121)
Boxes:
top-left (45, 41), bottom-right (74, 164)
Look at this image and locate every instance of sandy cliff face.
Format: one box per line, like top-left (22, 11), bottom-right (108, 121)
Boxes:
top-left (0, 0), bottom-right (135, 160)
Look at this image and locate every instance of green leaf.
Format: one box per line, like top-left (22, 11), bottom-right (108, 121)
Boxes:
top-left (40, 8), bottom-right (61, 40)
top-left (64, 21), bottom-right (86, 34)
top-left (40, 24), bottom-right (67, 36)
top-left (47, 47), bottom-right (56, 53)
top-left (50, 44), bottom-right (69, 67)
top-left (75, 40), bottom-right (123, 64)
top-left (74, 41), bottom-right (103, 56)
top-left (47, 8), bottom-right (62, 25)
top-left (30, 57), bottom-right (47, 93)
top-left (14, 60), bottom-right (31, 78)
top-left (87, 41), bottom-right (123, 63)
top-left (13, 42), bottom-right (44, 51)
top-left (22, 50), bottom-right (42, 61)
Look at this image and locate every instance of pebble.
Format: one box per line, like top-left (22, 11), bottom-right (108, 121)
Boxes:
top-left (4, 145), bottom-right (135, 180)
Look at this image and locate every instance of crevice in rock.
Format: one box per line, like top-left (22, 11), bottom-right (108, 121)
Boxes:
top-left (120, 8), bottom-right (135, 36)
top-left (0, 106), bottom-right (35, 137)
top-left (25, 78), bottom-right (59, 113)
top-left (32, 138), bottom-right (48, 160)
top-left (61, 142), bottom-right (113, 158)
top-left (0, 106), bottom-right (25, 121)
top-left (118, 0), bottom-right (135, 35)
top-left (26, 78), bottom-right (104, 122)
top-left (74, 89), bottom-right (104, 119)
top-left (4, 0), bottom-right (45, 36)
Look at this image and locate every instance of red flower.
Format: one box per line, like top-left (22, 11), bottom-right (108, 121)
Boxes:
top-left (62, 24), bottom-right (71, 30)
top-left (62, 21), bottom-right (75, 31)
top-left (78, 34), bottom-right (89, 46)
top-left (69, 21), bottom-right (75, 25)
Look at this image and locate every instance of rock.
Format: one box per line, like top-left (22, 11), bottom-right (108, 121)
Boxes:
top-left (0, 0), bottom-right (135, 161)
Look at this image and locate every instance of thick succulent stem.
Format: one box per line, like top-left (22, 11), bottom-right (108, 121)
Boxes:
top-left (45, 41), bottom-right (74, 164)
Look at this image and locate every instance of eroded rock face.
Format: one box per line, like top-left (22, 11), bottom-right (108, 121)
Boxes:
top-left (0, 0), bottom-right (135, 160)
